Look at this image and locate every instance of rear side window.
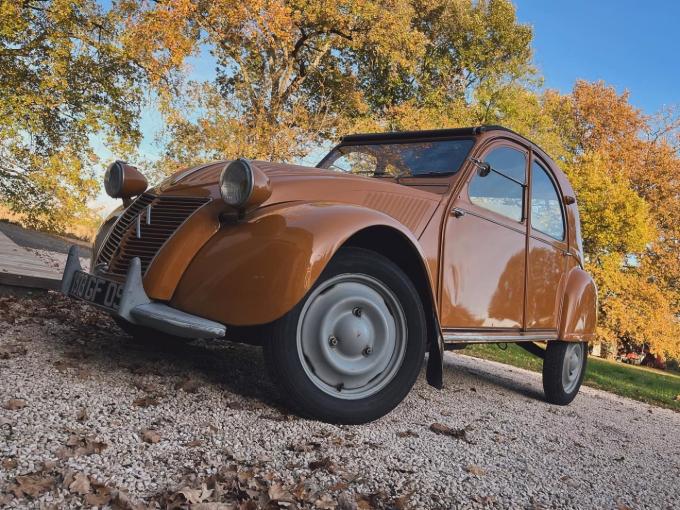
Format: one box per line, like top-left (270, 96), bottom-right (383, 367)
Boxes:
top-left (531, 161), bottom-right (565, 240)
top-left (468, 146), bottom-right (526, 222)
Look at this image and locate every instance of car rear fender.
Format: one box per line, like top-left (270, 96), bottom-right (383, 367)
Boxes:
top-left (558, 266), bottom-right (598, 342)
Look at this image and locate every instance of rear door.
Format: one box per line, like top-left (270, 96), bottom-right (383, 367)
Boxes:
top-left (440, 142), bottom-right (528, 330)
top-left (525, 158), bottom-right (569, 330)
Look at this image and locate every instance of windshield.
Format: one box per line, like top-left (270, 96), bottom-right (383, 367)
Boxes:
top-left (317, 138), bottom-right (475, 178)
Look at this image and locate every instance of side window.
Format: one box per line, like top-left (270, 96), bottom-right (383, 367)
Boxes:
top-left (468, 146), bottom-right (526, 222)
top-left (531, 161), bottom-right (565, 240)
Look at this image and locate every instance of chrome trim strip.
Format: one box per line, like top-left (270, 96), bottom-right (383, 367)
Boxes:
top-left (443, 333), bottom-right (557, 344)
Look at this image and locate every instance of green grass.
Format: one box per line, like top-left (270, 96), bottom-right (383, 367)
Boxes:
top-left (463, 343), bottom-right (680, 411)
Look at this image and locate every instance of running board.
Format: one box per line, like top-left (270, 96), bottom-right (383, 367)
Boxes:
top-left (442, 332), bottom-right (557, 344)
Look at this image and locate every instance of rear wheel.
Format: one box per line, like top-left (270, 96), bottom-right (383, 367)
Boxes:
top-left (264, 247), bottom-right (427, 424)
top-left (543, 341), bottom-right (587, 405)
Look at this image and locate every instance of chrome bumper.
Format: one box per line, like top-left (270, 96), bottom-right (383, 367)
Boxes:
top-left (61, 246), bottom-right (226, 339)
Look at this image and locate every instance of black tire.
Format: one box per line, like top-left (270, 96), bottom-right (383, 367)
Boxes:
top-left (263, 247), bottom-right (427, 424)
top-left (543, 341), bottom-right (587, 405)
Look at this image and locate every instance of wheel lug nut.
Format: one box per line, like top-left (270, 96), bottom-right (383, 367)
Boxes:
top-left (363, 346), bottom-right (372, 356)
top-left (352, 307), bottom-right (362, 317)
top-left (328, 335), bottom-right (338, 347)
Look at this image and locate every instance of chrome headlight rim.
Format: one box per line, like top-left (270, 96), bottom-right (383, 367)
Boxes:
top-left (104, 160), bottom-right (126, 198)
top-left (220, 158), bottom-right (254, 208)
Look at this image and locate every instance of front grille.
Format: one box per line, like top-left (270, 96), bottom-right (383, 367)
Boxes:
top-left (96, 193), bottom-right (210, 278)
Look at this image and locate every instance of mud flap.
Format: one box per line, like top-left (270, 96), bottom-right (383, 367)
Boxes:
top-left (426, 332), bottom-right (444, 389)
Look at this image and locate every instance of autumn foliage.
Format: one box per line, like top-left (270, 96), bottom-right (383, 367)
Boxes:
top-left (1, 1), bottom-right (678, 359)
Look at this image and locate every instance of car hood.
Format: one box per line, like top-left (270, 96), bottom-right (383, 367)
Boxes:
top-left (154, 160), bottom-right (445, 235)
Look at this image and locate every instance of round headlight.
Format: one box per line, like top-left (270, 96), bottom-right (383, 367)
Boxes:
top-left (220, 158), bottom-right (254, 207)
top-left (104, 161), bottom-right (125, 198)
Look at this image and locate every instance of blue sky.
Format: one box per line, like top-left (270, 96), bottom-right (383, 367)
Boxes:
top-left (94, 1), bottom-right (680, 211)
top-left (513, 0), bottom-right (680, 113)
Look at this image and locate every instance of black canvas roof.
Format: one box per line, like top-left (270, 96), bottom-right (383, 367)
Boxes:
top-left (340, 125), bottom-right (516, 143)
top-left (339, 125), bottom-right (552, 161)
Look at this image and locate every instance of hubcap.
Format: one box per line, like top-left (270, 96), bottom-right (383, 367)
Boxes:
top-left (297, 273), bottom-right (407, 400)
top-left (562, 343), bottom-right (584, 394)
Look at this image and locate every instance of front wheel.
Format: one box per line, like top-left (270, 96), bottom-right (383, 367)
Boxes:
top-left (543, 341), bottom-right (587, 405)
top-left (264, 247), bottom-right (427, 424)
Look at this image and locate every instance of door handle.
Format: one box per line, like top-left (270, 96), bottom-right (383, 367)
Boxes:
top-left (451, 208), bottom-right (466, 218)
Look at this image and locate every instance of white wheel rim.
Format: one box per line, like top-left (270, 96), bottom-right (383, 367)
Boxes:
top-left (562, 343), bottom-right (584, 394)
top-left (296, 273), bottom-right (407, 400)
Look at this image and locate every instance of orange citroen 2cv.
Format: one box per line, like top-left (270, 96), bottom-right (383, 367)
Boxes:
top-left (62, 126), bottom-right (597, 424)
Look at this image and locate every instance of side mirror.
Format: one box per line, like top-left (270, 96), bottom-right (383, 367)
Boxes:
top-left (563, 195), bottom-right (576, 205)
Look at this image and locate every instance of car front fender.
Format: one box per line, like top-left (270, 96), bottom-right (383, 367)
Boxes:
top-left (558, 266), bottom-right (598, 342)
top-left (170, 202), bottom-right (435, 327)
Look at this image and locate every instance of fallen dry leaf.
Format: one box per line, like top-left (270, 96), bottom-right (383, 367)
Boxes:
top-left (133, 380), bottom-right (157, 393)
top-left (396, 430), bottom-right (419, 438)
top-left (315, 493), bottom-right (337, 510)
top-left (141, 428), bottom-right (161, 444)
top-left (177, 484), bottom-right (214, 504)
top-left (192, 504), bottom-right (238, 510)
top-left (76, 407), bottom-right (88, 422)
top-left (356, 491), bottom-right (389, 510)
top-left (4, 399), bottom-right (27, 410)
top-left (2, 457), bottom-right (18, 470)
top-left (133, 395), bottom-right (160, 407)
top-left (337, 492), bottom-right (357, 510)
top-left (466, 464), bottom-right (486, 476)
top-left (111, 489), bottom-right (145, 510)
top-left (57, 434), bottom-right (107, 458)
top-left (429, 423), bottom-right (471, 442)
top-left (11, 472), bottom-right (57, 498)
top-left (309, 457), bottom-right (335, 473)
top-left (185, 439), bottom-right (204, 447)
top-left (69, 473), bottom-right (92, 495)
top-left (390, 493), bottom-right (411, 510)
top-left (0, 343), bottom-right (27, 359)
top-left (616, 502), bottom-right (635, 510)
top-left (84, 479), bottom-right (113, 507)
top-left (268, 482), bottom-right (295, 504)
top-left (288, 440), bottom-right (321, 453)
top-left (329, 481), bottom-right (349, 492)
top-left (53, 359), bottom-right (78, 372)
top-left (176, 378), bottom-right (201, 393)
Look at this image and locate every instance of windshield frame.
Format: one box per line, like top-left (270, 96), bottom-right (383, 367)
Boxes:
top-left (316, 136), bottom-right (477, 179)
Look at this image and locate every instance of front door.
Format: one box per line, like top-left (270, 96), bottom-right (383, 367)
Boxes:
top-left (440, 143), bottom-right (529, 330)
top-left (525, 158), bottom-right (569, 330)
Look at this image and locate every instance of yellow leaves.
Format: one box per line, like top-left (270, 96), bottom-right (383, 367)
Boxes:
top-left (566, 152), bottom-right (653, 256)
top-left (596, 264), bottom-right (680, 359)
top-left (120, 0), bottom-right (199, 83)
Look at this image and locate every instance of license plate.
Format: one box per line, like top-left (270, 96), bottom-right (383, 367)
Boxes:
top-left (69, 271), bottom-right (123, 311)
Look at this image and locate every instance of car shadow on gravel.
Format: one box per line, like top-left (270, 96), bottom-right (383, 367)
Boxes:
top-left (444, 354), bottom-right (546, 402)
top-left (79, 325), bottom-right (546, 412)
top-left (66, 321), bottom-right (289, 413)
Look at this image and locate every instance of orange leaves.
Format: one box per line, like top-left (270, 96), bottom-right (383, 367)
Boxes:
top-left (560, 81), bottom-right (680, 359)
top-left (571, 80), bottom-right (647, 155)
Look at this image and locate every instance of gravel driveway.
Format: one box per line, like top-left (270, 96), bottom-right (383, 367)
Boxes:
top-left (1, 292), bottom-right (678, 509)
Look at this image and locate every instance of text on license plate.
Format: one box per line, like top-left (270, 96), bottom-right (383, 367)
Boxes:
top-left (69, 271), bottom-right (123, 311)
